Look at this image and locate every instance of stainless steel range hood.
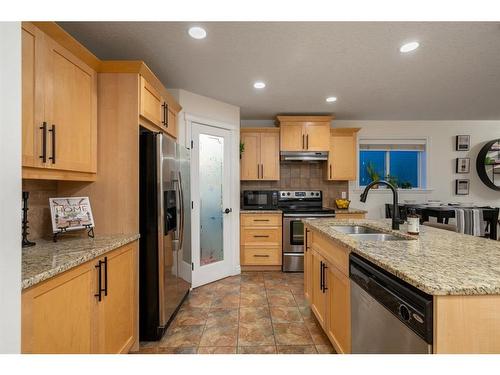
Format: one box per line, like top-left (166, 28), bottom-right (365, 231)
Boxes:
top-left (280, 151), bottom-right (328, 162)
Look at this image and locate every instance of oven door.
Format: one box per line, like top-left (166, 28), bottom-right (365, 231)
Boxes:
top-left (283, 216), bottom-right (306, 253)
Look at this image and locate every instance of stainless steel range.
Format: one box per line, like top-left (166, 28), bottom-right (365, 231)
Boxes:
top-left (279, 191), bottom-right (336, 272)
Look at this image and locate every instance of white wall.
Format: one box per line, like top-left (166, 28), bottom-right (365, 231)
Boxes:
top-left (169, 89), bottom-right (241, 148)
top-left (0, 22), bottom-right (22, 353)
top-left (335, 121), bottom-right (500, 218)
top-left (168, 89), bottom-right (242, 277)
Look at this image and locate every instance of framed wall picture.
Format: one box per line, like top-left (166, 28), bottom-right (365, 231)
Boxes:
top-left (49, 197), bottom-right (95, 233)
top-left (456, 157), bottom-right (470, 174)
top-left (455, 179), bottom-right (470, 195)
top-left (456, 135), bottom-right (470, 151)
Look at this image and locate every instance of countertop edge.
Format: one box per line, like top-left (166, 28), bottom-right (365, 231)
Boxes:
top-left (22, 234), bottom-right (140, 290)
top-left (304, 219), bottom-right (500, 296)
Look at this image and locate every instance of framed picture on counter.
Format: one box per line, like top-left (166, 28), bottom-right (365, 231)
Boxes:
top-left (49, 197), bottom-right (95, 233)
top-left (456, 157), bottom-right (470, 174)
top-left (455, 179), bottom-right (470, 195)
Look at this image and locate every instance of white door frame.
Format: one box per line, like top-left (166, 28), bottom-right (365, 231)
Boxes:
top-left (185, 113), bottom-right (240, 287)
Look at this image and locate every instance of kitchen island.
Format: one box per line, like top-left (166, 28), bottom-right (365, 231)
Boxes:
top-left (303, 218), bottom-right (500, 354)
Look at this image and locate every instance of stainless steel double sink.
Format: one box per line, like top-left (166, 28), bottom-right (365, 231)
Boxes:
top-left (330, 225), bottom-right (408, 241)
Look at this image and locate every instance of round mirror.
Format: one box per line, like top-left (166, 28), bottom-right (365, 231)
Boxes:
top-left (476, 139), bottom-right (500, 191)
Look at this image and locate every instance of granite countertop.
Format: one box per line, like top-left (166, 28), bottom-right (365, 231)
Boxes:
top-left (240, 209), bottom-right (282, 214)
top-left (303, 218), bottom-right (500, 296)
top-left (22, 234), bottom-right (140, 290)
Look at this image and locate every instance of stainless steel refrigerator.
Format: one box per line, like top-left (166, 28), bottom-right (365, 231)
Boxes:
top-left (139, 130), bottom-right (191, 341)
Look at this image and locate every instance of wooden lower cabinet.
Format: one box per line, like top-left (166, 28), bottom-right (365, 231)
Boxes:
top-left (240, 212), bottom-right (282, 269)
top-left (304, 228), bottom-right (313, 301)
top-left (326, 265), bottom-right (351, 353)
top-left (311, 250), bottom-right (327, 328)
top-left (306, 225), bottom-right (352, 354)
top-left (22, 241), bottom-right (138, 354)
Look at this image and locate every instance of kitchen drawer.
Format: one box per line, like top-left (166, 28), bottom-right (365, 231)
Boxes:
top-left (241, 227), bottom-right (281, 247)
top-left (241, 247), bottom-right (281, 266)
top-left (310, 230), bottom-right (349, 276)
top-left (241, 213), bottom-right (282, 227)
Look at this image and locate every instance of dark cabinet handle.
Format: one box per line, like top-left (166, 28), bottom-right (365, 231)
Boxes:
top-left (163, 102), bottom-right (169, 128)
top-left (253, 254), bottom-right (270, 258)
top-left (306, 134), bottom-right (309, 150)
top-left (254, 219), bottom-right (270, 222)
top-left (94, 260), bottom-right (103, 301)
top-left (302, 134), bottom-right (305, 150)
top-left (48, 124), bottom-right (56, 164)
top-left (322, 263), bottom-right (328, 293)
top-left (329, 164), bottom-right (332, 179)
top-left (305, 228), bottom-right (310, 252)
top-left (253, 235), bottom-right (270, 238)
top-left (319, 261), bottom-right (323, 292)
top-left (161, 103), bottom-right (166, 126)
top-left (39, 122), bottom-right (47, 163)
top-left (261, 164), bottom-right (264, 178)
top-left (103, 256), bottom-right (108, 296)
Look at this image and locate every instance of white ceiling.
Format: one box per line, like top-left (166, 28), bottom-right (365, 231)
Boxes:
top-left (59, 22), bottom-right (500, 120)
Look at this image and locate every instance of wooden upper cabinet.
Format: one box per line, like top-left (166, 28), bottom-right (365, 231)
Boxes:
top-left (21, 22), bottom-right (97, 180)
top-left (277, 116), bottom-right (332, 152)
top-left (21, 23), bottom-right (44, 168)
top-left (140, 76), bottom-right (162, 127)
top-left (279, 122), bottom-right (303, 151)
top-left (325, 128), bottom-right (360, 181)
top-left (43, 37), bottom-right (97, 173)
top-left (166, 105), bottom-right (178, 139)
top-left (240, 128), bottom-right (280, 181)
top-left (240, 131), bottom-right (260, 180)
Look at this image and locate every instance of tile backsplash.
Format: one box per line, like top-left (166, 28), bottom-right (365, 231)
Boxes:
top-left (240, 162), bottom-right (349, 208)
top-left (22, 180), bottom-right (58, 240)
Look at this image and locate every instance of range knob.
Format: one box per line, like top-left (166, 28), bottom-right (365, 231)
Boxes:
top-left (399, 305), bottom-right (410, 321)
top-left (287, 192), bottom-right (291, 196)
top-left (281, 192), bottom-right (285, 196)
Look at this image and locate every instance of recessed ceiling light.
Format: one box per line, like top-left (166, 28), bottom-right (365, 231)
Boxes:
top-left (253, 81), bottom-right (266, 89)
top-left (188, 26), bottom-right (207, 40)
top-left (400, 41), bottom-right (420, 53)
top-left (326, 96), bottom-right (337, 103)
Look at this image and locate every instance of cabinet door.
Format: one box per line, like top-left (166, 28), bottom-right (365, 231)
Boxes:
top-left (326, 264), bottom-right (351, 354)
top-left (97, 243), bottom-right (138, 353)
top-left (311, 250), bottom-right (327, 328)
top-left (22, 262), bottom-right (95, 353)
top-left (260, 131), bottom-right (280, 180)
top-left (280, 123), bottom-right (304, 151)
top-left (44, 36), bottom-right (97, 173)
top-left (21, 23), bottom-right (45, 168)
top-left (166, 105), bottom-right (178, 139)
top-left (240, 132), bottom-right (260, 180)
top-left (304, 227), bottom-right (313, 301)
top-left (305, 122), bottom-right (330, 151)
top-left (330, 132), bottom-right (357, 180)
top-left (140, 76), bottom-right (162, 127)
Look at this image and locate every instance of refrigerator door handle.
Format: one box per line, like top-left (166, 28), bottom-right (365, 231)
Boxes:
top-left (177, 171), bottom-right (185, 250)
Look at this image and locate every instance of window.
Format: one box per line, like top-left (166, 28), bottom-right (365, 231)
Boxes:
top-left (359, 139), bottom-right (427, 189)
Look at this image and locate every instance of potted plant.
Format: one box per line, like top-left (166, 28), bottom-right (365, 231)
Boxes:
top-left (239, 142), bottom-right (245, 159)
top-left (366, 162), bottom-right (380, 188)
top-left (401, 181), bottom-right (412, 189)
top-left (386, 174), bottom-right (399, 188)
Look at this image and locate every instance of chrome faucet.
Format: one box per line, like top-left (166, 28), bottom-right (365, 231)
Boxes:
top-left (360, 180), bottom-right (405, 230)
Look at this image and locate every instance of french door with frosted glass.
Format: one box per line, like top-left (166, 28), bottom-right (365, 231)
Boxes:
top-left (191, 123), bottom-right (233, 287)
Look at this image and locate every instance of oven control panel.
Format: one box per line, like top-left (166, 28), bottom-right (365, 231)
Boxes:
top-left (279, 190), bottom-right (322, 200)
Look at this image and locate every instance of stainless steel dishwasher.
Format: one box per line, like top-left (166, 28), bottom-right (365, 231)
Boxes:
top-left (349, 254), bottom-right (433, 354)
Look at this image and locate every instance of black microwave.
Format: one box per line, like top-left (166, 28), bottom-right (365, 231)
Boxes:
top-left (242, 190), bottom-right (279, 210)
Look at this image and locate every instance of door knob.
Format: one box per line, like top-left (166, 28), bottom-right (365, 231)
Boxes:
top-left (223, 208), bottom-right (232, 214)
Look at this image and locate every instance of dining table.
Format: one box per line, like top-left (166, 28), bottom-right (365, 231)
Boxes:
top-left (386, 203), bottom-right (499, 240)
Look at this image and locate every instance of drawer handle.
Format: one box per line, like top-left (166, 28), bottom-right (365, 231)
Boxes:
top-left (253, 254), bottom-right (270, 257)
top-left (253, 235), bottom-right (270, 238)
top-left (253, 219), bottom-right (270, 222)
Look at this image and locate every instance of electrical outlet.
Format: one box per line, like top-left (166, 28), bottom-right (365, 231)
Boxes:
top-left (341, 191), bottom-right (347, 199)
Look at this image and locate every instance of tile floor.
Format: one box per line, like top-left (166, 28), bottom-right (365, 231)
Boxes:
top-left (139, 271), bottom-right (336, 354)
